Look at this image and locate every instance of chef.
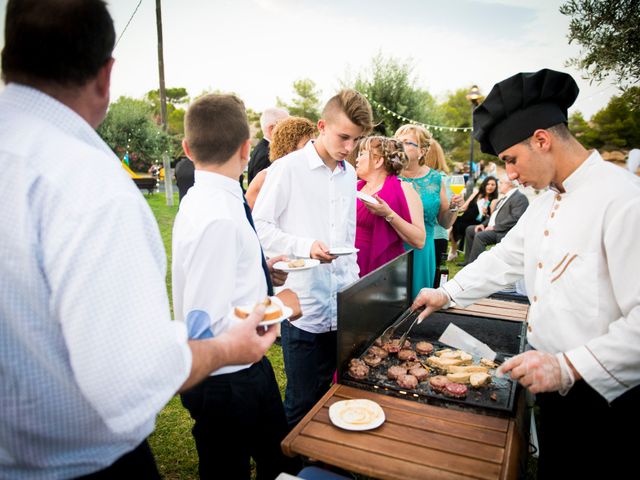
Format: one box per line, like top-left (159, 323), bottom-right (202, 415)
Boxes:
top-left (412, 69), bottom-right (640, 478)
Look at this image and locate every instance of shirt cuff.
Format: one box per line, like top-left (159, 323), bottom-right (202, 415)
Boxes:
top-left (565, 345), bottom-right (628, 403)
top-left (442, 279), bottom-right (463, 303)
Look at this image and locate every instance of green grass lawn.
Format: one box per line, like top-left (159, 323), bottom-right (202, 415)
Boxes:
top-left (144, 192), bottom-right (533, 479)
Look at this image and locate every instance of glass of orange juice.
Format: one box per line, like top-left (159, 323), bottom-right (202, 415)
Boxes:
top-left (449, 175), bottom-right (465, 211)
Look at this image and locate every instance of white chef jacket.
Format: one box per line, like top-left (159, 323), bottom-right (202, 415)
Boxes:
top-left (0, 84), bottom-right (191, 479)
top-left (172, 171), bottom-right (269, 375)
top-left (253, 141), bottom-right (359, 333)
top-left (443, 151), bottom-right (640, 402)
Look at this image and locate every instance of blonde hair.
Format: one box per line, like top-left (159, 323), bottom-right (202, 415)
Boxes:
top-left (269, 117), bottom-right (316, 162)
top-left (359, 136), bottom-right (408, 176)
top-left (323, 89), bottom-right (374, 134)
top-left (424, 139), bottom-right (449, 173)
top-left (394, 124), bottom-right (433, 166)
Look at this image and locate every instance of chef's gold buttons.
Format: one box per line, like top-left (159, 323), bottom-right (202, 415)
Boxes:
top-left (544, 230), bottom-right (549, 236)
top-left (538, 262), bottom-right (543, 269)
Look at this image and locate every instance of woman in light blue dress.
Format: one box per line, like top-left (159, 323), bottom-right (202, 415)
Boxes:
top-left (395, 125), bottom-right (460, 298)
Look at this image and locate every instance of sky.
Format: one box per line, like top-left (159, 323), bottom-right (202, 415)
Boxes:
top-left (0, 0), bottom-right (621, 121)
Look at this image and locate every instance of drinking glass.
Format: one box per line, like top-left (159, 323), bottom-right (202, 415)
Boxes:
top-left (448, 175), bottom-right (465, 211)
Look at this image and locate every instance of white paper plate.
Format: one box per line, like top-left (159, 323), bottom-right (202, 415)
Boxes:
top-left (233, 303), bottom-right (293, 326)
top-left (356, 191), bottom-right (379, 204)
top-left (328, 247), bottom-right (359, 256)
top-left (329, 399), bottom-right (385, 431)
top-left (273, 259), bottom-right (320, 272)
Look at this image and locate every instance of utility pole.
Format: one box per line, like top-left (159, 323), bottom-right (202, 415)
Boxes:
top-left (155, 0), bottom-right (173, 205)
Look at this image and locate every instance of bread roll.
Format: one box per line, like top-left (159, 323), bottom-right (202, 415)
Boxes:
top-left (234, 298), bottom-right (282, 321)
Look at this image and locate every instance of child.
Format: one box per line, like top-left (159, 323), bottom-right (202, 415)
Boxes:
top-left (253, 89), bottom-right (373, 428)
top-left (172, 93), bottom-right (298, 479)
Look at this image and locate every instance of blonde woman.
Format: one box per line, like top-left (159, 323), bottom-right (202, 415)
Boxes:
top-left (395, 125), bottom-right (461, 296)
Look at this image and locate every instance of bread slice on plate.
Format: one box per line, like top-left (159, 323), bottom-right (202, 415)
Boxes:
top-left (234, 297), bottom-right (283, 321)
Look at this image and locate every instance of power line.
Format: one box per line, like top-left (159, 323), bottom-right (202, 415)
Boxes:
top-left (115, 0), bottom-right (143, 49)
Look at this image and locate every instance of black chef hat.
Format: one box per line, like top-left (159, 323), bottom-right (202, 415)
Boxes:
top-left (473, 69), bottom-right (579, 156)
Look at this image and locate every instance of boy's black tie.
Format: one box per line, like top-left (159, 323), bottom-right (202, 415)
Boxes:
top-left (243, 196), bottom-right (274, 296)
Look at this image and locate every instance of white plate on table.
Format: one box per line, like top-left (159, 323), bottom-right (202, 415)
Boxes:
top-left (329, 399), bottom-right (385, 431)
top-left (356, 191), bottom-right (379, 204)
top-left (273, 259), bottom-right (320, 272)
top-left (328, 247), bottom-right (359, 256)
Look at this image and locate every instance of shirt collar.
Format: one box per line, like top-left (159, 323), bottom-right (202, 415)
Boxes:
top-left (559, 150), bottom-right (601, 194)
top-left (194, 170), bottom-right (244, 200)
top-left (502, 187), bottom-right (517, 200)
top-left (305, 140), bottom-right (346, 172)
top-left (1, 83), bottom-right (116, 160)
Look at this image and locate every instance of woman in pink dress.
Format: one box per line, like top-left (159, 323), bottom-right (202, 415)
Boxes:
top-left (355, 137), bottom-right (425, 277)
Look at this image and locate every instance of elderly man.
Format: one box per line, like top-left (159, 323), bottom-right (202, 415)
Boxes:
top-left (412, 69), bottom-right (640, 478)
top-left (0, 1), bottom-right (276, 478)
top-left (247, 107), bottom-right (289, 183)
top-left (460, 173), bottom-right (528, 265)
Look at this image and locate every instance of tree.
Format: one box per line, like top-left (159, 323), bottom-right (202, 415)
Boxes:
top-left (589, 89), bottom-right (640, 149)
top-left (436, 89), bottom-right (494, 167)
top-left (560, 0), bottom-right (640, 106)
top-left (277, 78), bottom-right (322, 122)
top-left (568, 111), bottom-right (599, 148)
top-left (348, 54), bottom-right (440, 136)
top-left (98, 96), bottom-right (173, 172)
top-left (145, 87), bottom-right (189, 135)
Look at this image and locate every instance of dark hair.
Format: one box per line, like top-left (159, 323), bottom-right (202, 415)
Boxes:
top-left (520, 122), bottom-right (572, 147)
top-left (2, 0), bottom-right (115, 86)
top-left (478, 176), bottom-right (499, 201)
top-left (184, 94), bottom-right (250, 165)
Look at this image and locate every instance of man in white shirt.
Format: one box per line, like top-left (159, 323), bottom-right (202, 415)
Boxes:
top-left (461, 173), bottom-right (528, 265)
top-left (173, 94), bottom-right (300, 479)
top-left (0, 2), bottom-right (277, 479)
top-left (253, 90), bottom-right (373, 428)
top-left (413, 69), bottom-right (640, 477)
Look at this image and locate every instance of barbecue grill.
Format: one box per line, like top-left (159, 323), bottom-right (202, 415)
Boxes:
top-left (337, 251), bottom-right (527, 417)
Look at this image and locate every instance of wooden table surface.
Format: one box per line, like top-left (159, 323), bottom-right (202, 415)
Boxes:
top-left (281, 299), bottom-right (529, 480)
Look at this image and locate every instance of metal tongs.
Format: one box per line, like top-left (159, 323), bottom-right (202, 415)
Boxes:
top-left (379, 305), bottom-right (425, 346)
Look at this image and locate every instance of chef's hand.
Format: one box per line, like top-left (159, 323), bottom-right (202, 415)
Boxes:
top-left (267, 255), bottom-right (289, 287)
top-left (310, 240), bottom-right (337, 263)
top-left (497, 351), bottom-right (577, 395)
top-left (411, 287), bottom-right (451, 322)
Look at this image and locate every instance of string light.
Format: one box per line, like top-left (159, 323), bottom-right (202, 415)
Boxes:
top-left (362, 93), bottom-right (472, 133)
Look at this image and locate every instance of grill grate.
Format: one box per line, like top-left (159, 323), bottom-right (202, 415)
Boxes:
top-left (341, 338), bottom-right (518, 416)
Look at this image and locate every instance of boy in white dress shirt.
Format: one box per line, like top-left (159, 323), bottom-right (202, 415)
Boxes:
top-left (253, 90), bottom-right (373, 428)
top-left (173, 94), bottom-right (300, 479)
